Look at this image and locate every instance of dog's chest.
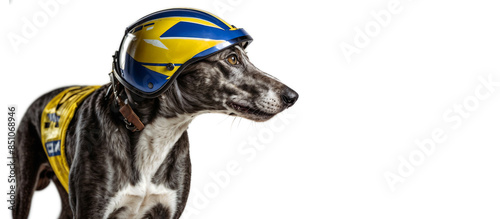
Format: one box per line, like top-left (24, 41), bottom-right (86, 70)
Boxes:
top-left (103, 116), bottom-right (192, 218)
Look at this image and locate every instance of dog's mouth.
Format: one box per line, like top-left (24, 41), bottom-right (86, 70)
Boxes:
top-left (227, 102), bottom-right (276, 121)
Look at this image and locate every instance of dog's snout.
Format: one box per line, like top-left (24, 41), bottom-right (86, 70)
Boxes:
top-left (281, 87), bottom-right (298, 108)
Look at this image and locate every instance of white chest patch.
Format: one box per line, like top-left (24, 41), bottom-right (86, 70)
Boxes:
top-left (103, 116), bottom-right (192, 219)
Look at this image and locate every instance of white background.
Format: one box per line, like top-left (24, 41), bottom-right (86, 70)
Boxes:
top-left (1, 0), bottom-right (500, 218)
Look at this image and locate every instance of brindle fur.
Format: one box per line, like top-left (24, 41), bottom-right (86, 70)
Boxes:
top-left (13, 45), bottom-right (298, 219)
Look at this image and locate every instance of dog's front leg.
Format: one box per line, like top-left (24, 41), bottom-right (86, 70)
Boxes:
top-left (68, 149), bottom-right (111, 218)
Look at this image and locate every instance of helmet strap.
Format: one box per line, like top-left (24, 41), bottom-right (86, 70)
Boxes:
top-left (108, 72), bottom-right (145, 132)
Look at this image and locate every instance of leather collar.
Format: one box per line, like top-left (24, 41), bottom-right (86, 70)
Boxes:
top-left (105, 72), bottom-right (145, 132)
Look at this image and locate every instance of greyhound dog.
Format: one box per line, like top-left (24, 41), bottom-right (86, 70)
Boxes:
top-left (13, 44), bottom-right (298, 218)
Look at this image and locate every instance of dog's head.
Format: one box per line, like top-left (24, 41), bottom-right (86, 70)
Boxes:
top-left (164, 45), bottom-right (298, 122)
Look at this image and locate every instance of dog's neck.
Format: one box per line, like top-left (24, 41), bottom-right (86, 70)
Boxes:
top-left (108, 81), bottom-right (207, 140)
top-left (134, 113), bottom-right (193, 179)
top-left (109, 87), bottom-right (190, 125)
top-left (126, 93), bottom-right (197, 122)
top-left (125, 91), bottom-right (197, 184)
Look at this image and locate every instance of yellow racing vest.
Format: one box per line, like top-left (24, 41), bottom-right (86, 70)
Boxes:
top-left (40, 86), bottom-right (100, 192)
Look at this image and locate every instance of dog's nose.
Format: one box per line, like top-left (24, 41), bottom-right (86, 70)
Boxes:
top-left (281, 87), bottom-right (298, 108)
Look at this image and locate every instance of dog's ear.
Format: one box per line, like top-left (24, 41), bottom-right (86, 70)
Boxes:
top-left (239, 41), bottom-right (250, 49)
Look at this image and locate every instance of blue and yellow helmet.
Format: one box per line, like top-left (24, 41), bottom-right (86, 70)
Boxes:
top-left (113, 8), bottom-right (253, 98)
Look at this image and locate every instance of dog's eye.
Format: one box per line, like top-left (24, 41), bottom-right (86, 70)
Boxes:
top-left (226, 54), bottom-right (239, 65)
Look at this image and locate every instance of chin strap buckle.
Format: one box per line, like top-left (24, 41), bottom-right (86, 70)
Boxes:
top-left (109, 72), bottom-right (145, 132)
